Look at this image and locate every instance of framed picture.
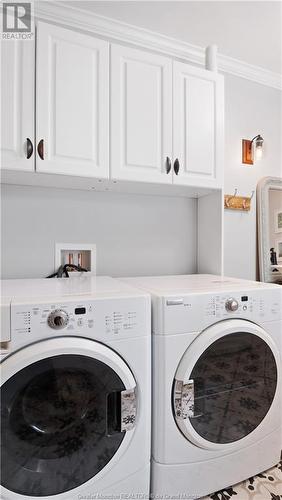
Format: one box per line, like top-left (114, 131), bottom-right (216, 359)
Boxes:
top-left (274, 209), bottom-right (282, 233)
top-left (276, 241), bottom-right (282, 262)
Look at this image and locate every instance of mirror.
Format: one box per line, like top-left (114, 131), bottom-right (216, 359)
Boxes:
top-left (257, 176), bottom-right (282, 284)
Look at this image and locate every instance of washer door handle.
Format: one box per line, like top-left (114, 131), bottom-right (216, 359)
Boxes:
top-left (107, 387), bottom-right (137, 435)
top-left (121, 388), bottom-right (137, 431)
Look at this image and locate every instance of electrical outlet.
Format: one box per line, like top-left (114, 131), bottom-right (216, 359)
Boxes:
top-left (55, 243), bottom-right (96, 275)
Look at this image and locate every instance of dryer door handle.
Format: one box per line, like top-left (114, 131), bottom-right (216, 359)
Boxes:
top-left (174, 379), bottom-right (195, 420)
top-left (173, 379), bottom-right (204, 420)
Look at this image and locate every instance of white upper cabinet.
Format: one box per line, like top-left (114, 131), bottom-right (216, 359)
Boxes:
top-left (111, 45), bottom-right (223, 188)
top-left (111, 44), bottom-right (173, 183)
top-left (36, 22), bottom-right (109, 178)
top-left (1, 17), bottom-right (224, 193)
top-left (173, 62), bottom-right (224, 188)
top-left (1, 39), bottom-right (35, 171)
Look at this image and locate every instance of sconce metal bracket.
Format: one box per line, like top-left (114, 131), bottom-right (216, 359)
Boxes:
top-left (242, 139), bottom-right (253, 165)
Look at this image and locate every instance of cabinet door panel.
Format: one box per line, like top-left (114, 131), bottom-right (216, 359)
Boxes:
top-left (111, 45), bottom-right (172, 183)
top-left (1, 39), bottom-right (35, 171)
top-left (36, 22), bottom-right (109, 178)
top-left (173, 62), bottom-right (224, 188)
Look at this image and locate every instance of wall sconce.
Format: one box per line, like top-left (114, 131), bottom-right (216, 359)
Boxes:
top-left (242, 134), bottom-right (264, 165)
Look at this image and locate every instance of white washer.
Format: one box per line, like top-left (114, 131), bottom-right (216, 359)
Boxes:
top-left (0, 276), bottom-right (151, 500)
top-left (121, 274), bottom-right (282, 500)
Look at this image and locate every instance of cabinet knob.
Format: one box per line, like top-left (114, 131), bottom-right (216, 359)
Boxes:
top-left (166, 156), bottom-right (171, 174)
top-left (26, 138), bottom-right (33, 159)
top-left (37, 139), bottom-right (44, 160)
top-left (174, 158), bottom-right (180, 175)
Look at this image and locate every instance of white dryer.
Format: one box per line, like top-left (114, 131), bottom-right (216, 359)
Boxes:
top-left (122, 274), bottom-right (282, 499)
top-left (0, 276), bottom-right (151, 500)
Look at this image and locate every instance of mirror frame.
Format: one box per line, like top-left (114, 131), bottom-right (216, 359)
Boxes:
top-left (257, 176), bottom-right (282, 283)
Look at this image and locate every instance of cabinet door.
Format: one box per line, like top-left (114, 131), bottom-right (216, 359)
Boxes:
top-left (111, 44), bottom-right (172, 184)
top-left (173, 62), bottom-right (224, 188)
top-left (1, 39), bottom-right (35, 171)
top-left (36, 22), bottom-right (109, 178)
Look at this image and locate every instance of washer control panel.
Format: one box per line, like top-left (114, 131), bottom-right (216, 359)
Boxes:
top-left (11, 296), bottom-right (148, 342)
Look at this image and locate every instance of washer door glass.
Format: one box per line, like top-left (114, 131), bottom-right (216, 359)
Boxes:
top-left (1, 354), bottom-right (127, 496)
top-left (173, 332), bottom-right (277, 444)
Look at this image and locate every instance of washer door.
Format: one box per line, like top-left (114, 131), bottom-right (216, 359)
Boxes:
top-left (172, 319), bottom-right (279, 450)
top-left (1, 337), bottom-right (137, 497)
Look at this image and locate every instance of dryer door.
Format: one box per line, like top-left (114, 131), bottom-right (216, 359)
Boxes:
top-left (172, 319), bottom-right (280, 450)
top-left (1, 337), bottom-right (137, 497)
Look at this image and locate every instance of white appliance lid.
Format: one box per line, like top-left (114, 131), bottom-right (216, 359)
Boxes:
top-left (1, 275), bottom-right (148, 302)
top-left (121, 274), bottom-right (280, 296)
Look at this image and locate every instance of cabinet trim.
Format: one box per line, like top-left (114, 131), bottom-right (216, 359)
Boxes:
top-left (35, 2), bottom-right (282, 90)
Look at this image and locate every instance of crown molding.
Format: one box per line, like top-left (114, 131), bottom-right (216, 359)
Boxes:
top-left (36, 1), bottom-right (282, 91)
top-left (218, 54), bottom-right (282, 90)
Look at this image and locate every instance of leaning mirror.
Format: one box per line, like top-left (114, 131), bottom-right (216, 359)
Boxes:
top-left (257, 176), bottom-right (282, 284)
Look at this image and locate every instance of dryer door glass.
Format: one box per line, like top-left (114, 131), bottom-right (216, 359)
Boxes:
top-left (1, 354), bottom-right (127, 496)
top-left (175, 332), bottom-right (277, 444)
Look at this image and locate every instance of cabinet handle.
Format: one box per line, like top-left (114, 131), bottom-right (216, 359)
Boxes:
top-left (37, 139), bottom-right (44, 160)
top-left (174, 158), bottom-right (180, 175)
top-left (26, 138), bottom-right (33, 159)
top-left (166, 156), bottom-right (172, 174)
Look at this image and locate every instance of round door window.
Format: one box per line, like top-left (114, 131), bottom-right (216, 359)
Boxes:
top-left (173, 332), bottom-right (277, 444)
top-left (1, 354), bottom-right (127, 496)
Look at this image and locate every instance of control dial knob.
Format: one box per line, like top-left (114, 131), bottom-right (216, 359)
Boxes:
top-left (48, 309), bottom-right (69, 330)
top-left (225, 298), bottom-right (239, 312)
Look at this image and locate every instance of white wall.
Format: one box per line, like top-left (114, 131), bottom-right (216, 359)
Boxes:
top-left (224, 74), bottom-right (282, 279)
top-left (0, 185), bottom-right (197, 279)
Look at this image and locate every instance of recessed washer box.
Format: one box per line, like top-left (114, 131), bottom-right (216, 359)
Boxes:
top-left (55, 243), bottom-right (96, 275)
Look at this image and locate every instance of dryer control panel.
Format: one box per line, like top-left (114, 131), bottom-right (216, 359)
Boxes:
top-left (159, 288), bottom-right (281, 335)
top-left (11, 295), bottom-right (149, 345)
top-left (203, 292), bottom-right (280, 320)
